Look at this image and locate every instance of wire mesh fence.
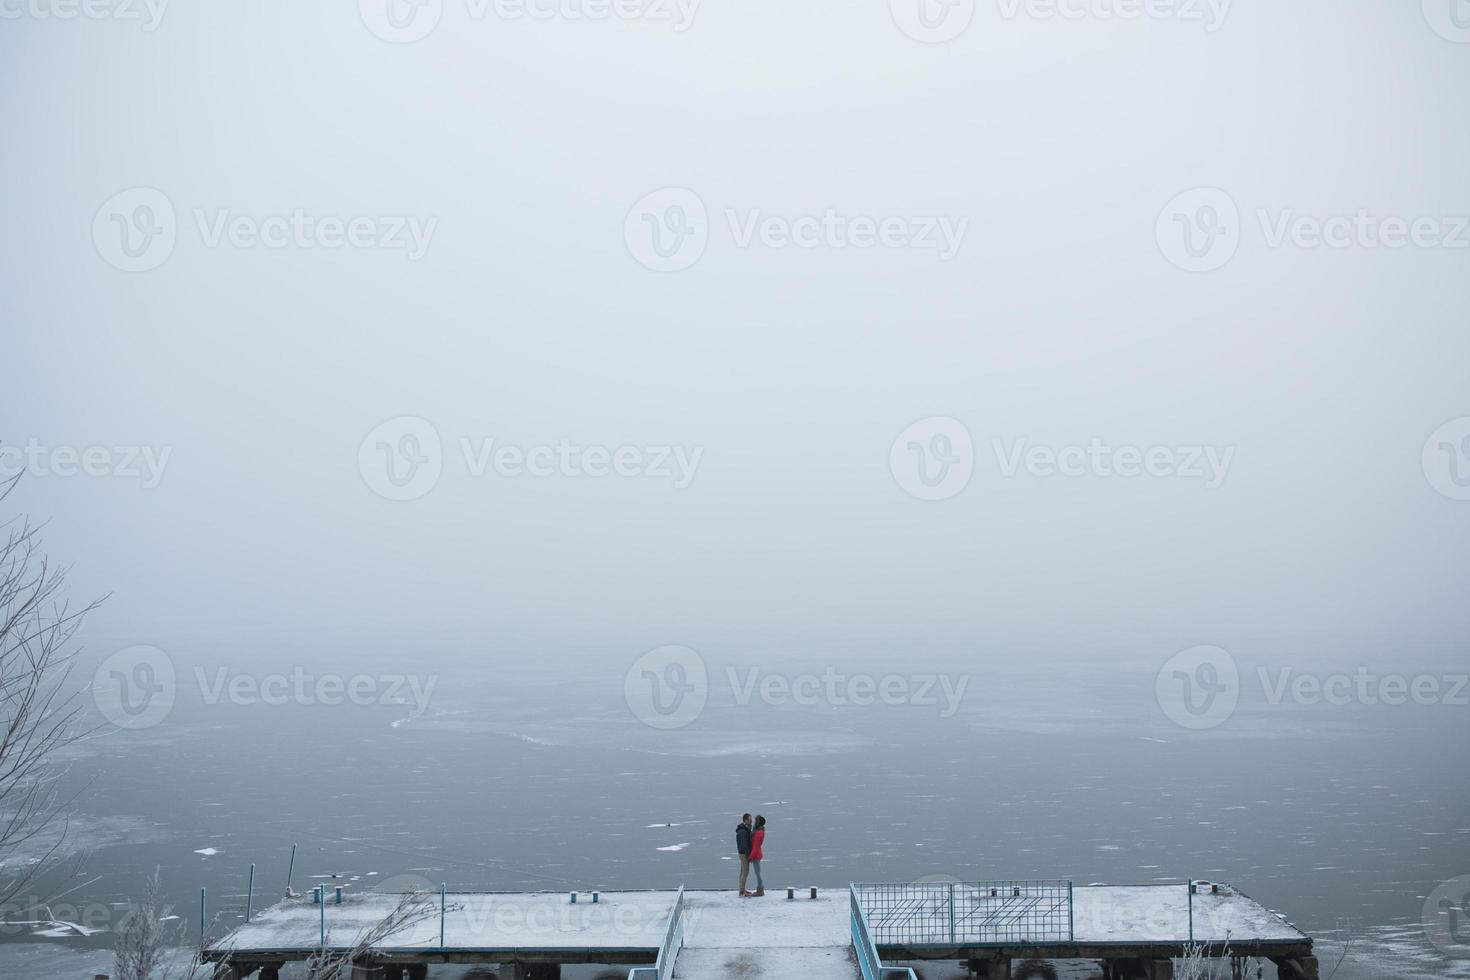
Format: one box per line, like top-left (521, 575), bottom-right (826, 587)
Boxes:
top-left (853, 880), bottom-right (1073, 947)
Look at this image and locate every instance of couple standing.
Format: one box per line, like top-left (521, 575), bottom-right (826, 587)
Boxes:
top-left (734, 813), bottom-right (767, 898)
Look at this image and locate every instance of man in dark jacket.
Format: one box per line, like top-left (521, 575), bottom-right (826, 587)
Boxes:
top-left (735, 813), bottom-right (753, 896)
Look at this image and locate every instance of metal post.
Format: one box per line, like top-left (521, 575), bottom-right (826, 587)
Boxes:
top-left (1188, 881), bottom-right (1194, 943)
top-left (246, 863), bottom-right (255, 923)
top-left (285, 843), bottom-right (297, 896)
top-left (439, 882), bottom-right (446, 948)
top-left (948, 882), bottom-right (956, 944)
top-left (1068, 880), bottom-right (1075, 941)
top-left (199, 887), bottom-right (206, 949)
top-left (320, 888), bottom-right (326, 949)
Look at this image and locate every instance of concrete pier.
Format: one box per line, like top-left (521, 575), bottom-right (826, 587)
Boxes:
top-left (205, 881), bottom-right (1313, 979)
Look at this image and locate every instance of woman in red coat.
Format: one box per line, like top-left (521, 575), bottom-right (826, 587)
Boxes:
top-left (748, 815), bottom-right (766, 897)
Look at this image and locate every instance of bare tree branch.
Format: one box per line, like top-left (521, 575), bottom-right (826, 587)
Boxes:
top-left (303, 892), bottom-right (453, 980)
top-left (0, 474), bottom-right (105, 904)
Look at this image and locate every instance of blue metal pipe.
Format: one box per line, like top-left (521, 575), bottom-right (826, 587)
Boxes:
top-left (246, 864), bottom-right (255, 923)
top-left (199, 887), bottom-right (206, 949)
top-left (285, 843), bottom-right (297, 897)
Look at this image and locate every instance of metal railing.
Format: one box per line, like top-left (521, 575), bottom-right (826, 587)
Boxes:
top-left (851, 885), bottom-right (918, 980)
top-left (853, 880), bottom-right (1073, 948)
top-left (627, 885), bottom-right (685, 980)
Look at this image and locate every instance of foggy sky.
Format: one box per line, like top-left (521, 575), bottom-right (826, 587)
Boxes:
top-left (3, 0), bottom-right (1468, 662)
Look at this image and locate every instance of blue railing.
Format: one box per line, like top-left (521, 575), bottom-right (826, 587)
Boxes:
top-left (627, 885), bottom-right (685, 980)
top-left (853, 880), bottom-right (1073, 949)
top-left (851, 885), bottom-right (918, 980)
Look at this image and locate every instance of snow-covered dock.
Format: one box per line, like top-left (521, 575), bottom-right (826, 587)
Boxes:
top-left (207, 889), bottom-right (673, 976)
top-left (676, 889), bottom-right (856, 980)
top-left (203, 881), bottom-right (1317, 979)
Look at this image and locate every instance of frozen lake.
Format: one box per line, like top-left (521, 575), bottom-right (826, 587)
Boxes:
top-left (3, 646), bottom-right (1465, 980)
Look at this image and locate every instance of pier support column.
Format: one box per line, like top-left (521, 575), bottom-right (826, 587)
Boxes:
top-left (966, 957), bottom-right (1010, 979)
top-left (1272, 955), bottom-right (1319, 980)
top-left (1105, 959), bottom-right (1170, 979)
top-left (375, 967), bottom-right (427, 980)
top-left (504, 965), bottom-right (561, 980)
